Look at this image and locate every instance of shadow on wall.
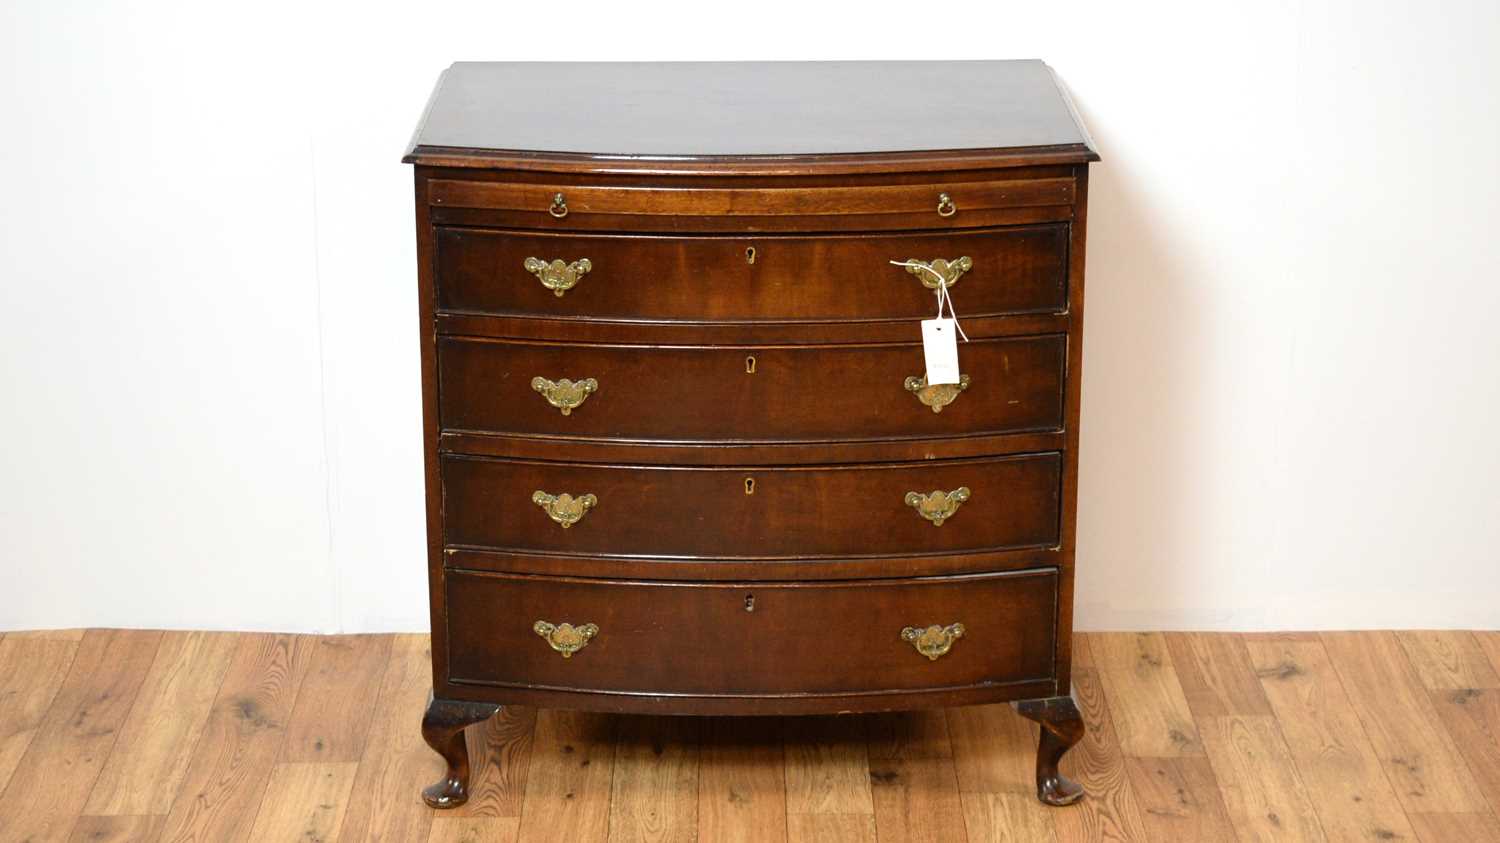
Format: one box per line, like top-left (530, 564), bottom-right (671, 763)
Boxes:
top-left (1068, 101), bottom-right (1231, 630)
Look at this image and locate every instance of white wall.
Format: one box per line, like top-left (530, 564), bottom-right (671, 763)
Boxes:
top-left (2, 0), bottom-right (1497, 633)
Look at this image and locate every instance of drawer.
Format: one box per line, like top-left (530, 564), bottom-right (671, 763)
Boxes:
top-left (434, 225), bottom-right (1068, 323)
top-left (444, 569), bottom-right (1058, 696)
top-left (427, 177), bottom-right (1076, 231)
top-left (442, 453), bottom-right (1061, 559)
top-left (438, 335), bottom-right (1065, 442)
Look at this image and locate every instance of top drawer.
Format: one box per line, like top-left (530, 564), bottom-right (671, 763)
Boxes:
top-left (435, 225), bottom-right (1069, 324)
top-left (427, 177), bottom-right (1076, 231)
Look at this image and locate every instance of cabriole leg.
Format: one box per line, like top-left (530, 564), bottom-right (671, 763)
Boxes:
top-left (420, 692), bottom-right (501, 808)
top-left (1015, 695), bottom-right (1086, 806)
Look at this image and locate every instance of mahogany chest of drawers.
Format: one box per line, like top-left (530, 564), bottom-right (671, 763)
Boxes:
top-left (404, 60), bottom-right (1098, 808)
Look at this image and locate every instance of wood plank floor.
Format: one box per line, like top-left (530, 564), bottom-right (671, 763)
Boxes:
top-left (1, 631), bottom-right (1497, 842)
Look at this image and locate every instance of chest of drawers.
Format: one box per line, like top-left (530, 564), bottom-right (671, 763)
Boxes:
top-left (404, 60), bottom-right (1098, 809)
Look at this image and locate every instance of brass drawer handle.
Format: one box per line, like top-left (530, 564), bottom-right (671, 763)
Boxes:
top-left (904, 373), bottom-right (971, 413)
top-left (892, 256), bottom-right (972, 290)
top-left (936, 192), bottom-right (957, 217)
top-left (905, 487), bottom-right (971, 526)
top-left (523, 257), bottom-right (592, 296)
top-left (532, 491), bottom-right (597, 528)
top-left (548, 192), bottom-right (569, 218)
top-left (532, 377), bottom-right (597, 415)
top-left (533, 621), bottom-right (597, 658)
top-left (902, 623), bottom-right (965, 660)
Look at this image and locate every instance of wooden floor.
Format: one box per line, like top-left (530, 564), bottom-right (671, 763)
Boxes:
top-left (2, 631), bottom-right (1498, 842)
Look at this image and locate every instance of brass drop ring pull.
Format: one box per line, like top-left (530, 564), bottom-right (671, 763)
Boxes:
top-left (532, 377), bottom-right (597, 415)
top-left (904, 373), bottom-right (970, 413)
top-left (524, 257), bottom-right (592, 296)
top-left (902, 623), bottom-right (965, 660)
top-left (894, 257), bottom-right (972, 291)
top-left (533, 621), bottom-right (597, 658)
top-left (548, 192), bottom-right (568, 218)
top-left (532, 490), bottom-right (597, 528)
top-left (936, 192), bottom-right (957, 217)
top-left (905, 487), bottom-right (971, 526)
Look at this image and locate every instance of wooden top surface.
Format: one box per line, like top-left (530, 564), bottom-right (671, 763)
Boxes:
top-left (404, 61), bottom-right (1097, 173)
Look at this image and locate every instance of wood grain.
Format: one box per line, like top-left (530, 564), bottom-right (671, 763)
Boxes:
top-left (338, 634), bottom-right (439, 843)
top-left (84, 631), bottom-right (236, 816)
top-left (158, 633), bottom-right (311, 843)
top-left (0, 629), bottom-right (162, 843)
top-left (1201, 714), bottom-right (1326, 842)
top-left (785, 813), bottom-right (877, 842)
top-left (1322, 631), bottom-right (1490, 813)
top-left (608, 715), bottom-right (699, 843)
top-left (960, 792), bottom-right (1059, 843)
top-left (1477, 632), bottom-right (1500, 678)
top-left (946, 704), bottom-right (1035, 796)
top-left (428, 817), bottom-right (522, 843)
top-left (280, 634), bottom-right (393, 762)
top-left (450, 705), bottom-right (536, 819)
top-left (244, 762), bottom-right (357, 842)
top-left (868, 709), bottom-right (953, 762)
top-left (1428, 686), bottom-right (1500, 813)
top-left (1407, 811), bottom-right (1500, 842)
top-left (0, 633), bottom-right (80, 797)
top-left (1, 630), bottom-right (1498, 842)
top-left (1398, 631), bottom-right (1500, 690)
top-left (1166, 632), bottom-right (1272, 718)
top-left (783, 715), bottom-right (874, 816)
top-left (66, 814), bottom-right (166, 842)
top-left (1091, 633), bottom-right (1202, 756)
top-left (869, 755), bottom-right (968, 843)
top-left (697, 717), bottom-right (787, 843)
top-left (1047, 669), bottom-right (1151, 842)
top-left (1122, 757), bottom-right (1235, 842)
top-left (516, 709), bottom-right (617, 843)
top-left (1246, 638), bottom-right (1416, 841)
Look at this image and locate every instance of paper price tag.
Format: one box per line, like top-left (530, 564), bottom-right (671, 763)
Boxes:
top-left (921, 318), bottom-right (961, 385)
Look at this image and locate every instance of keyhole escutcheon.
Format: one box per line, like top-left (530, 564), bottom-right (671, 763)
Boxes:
top-left (744, 594), bottom-right (756, 612)
top-left (745, 246), bottom-right (757, 264)
top-left (744, 477), bottom-right (755, 495)
top-left (745, 355), bottom-right (756, 374)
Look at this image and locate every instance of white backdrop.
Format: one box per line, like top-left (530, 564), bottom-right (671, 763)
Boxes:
top-left (3, 0), bottom-right (1498, 633)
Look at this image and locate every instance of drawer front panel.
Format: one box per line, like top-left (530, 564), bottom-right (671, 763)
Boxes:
top-left (445, 569), bottom-right (1058, 695)
top-left (442, 453), bottom-right (1061, 559)
top-left (435, 225), bottom-right (1067, 322)
top-left (438, 335), bottom-right (1065, 442)
top-left (428, 178), bottom-right (1076, 224)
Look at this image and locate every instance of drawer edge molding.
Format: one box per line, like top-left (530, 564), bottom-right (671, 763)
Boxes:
top-left (441, 546), bottom-right (1067, 582)
top-left (429, 178), bottom-right (1076, 216)
top-left (438, 429), bottom-right (1067, 466)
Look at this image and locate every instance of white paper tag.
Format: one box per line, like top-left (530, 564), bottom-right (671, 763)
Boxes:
top-left (921, 318), bottom-right (961, 385)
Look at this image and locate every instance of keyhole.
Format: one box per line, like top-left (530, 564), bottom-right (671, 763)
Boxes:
top-left (745, 246), bottom-right (757, 264)
top-left (744, 477), bottom-right (755, 495)
top-left (744, 594), bottom-right (756, 612)
top-left (745, 355), bottom-right (756, 374)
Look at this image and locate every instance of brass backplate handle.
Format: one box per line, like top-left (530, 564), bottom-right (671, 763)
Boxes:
top-left (905, 373), bottom-right (971, 413)
top-left (894, 256), bottom-right (973, 290)
top-left (532, 377), bottom-right (598, 415)
top-left (524, 257), bottom-right (592, 296)
top-left (533, 621), bottom-right (597, 658)
top-left (532, 491), bottom-right (597, 528)
top-left (901, 623), bottom-right (965, 660)
top-left (905, 487), bottom-right (971, 526)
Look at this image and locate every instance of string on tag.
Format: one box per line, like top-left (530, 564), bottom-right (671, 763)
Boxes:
top-left (890, 260), bottom-right (970, 341)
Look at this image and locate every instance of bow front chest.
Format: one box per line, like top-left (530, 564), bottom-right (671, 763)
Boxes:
top-left (404, 60), bottom-right (1099, 808)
